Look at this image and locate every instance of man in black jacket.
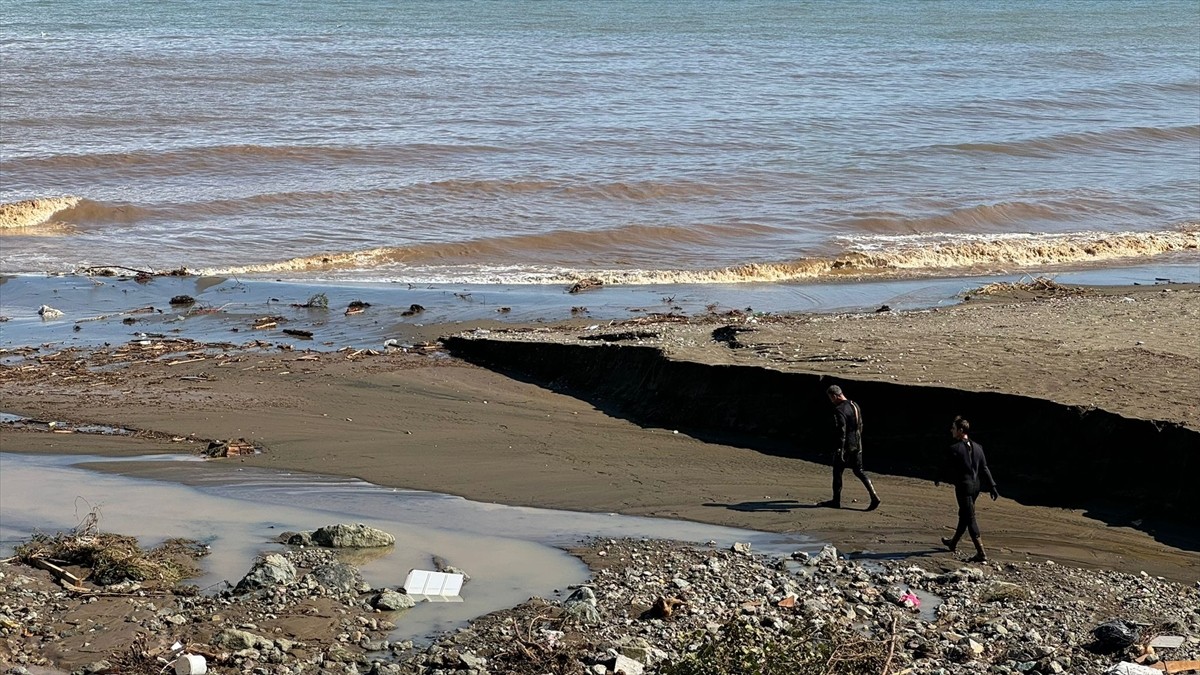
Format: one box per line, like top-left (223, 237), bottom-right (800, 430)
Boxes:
top-left (937, 416), bottom-right (999, 562)
top-left (821, 385), bottom-right (881, 510)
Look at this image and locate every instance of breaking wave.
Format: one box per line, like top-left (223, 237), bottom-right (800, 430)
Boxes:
top-left (0, 197), bottom-right (147, 232)
top-left (1, 197), bottom-right (81, 230)
top-left (202, 226), bottom-right (1200, 285)
top-left (201, 222), bottom-right (782, 275)
top-left (843, 198), bottom-right (1160, 234)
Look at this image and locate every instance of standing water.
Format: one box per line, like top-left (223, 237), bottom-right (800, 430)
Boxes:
top-left (0, 452), bottom-right (815, 641)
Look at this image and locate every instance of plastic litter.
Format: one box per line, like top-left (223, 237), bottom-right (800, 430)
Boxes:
top-left (175, 653), bottom-right (207, 675)
top-left (403, 569), bottom-right (464, 602)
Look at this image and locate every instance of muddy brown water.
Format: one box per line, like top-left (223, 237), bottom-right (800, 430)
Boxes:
top-left (0, 451), bottom-right (816, 642)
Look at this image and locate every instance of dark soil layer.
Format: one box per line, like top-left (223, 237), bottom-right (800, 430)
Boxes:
top-left (442, 338), bottom-right (1198, 532)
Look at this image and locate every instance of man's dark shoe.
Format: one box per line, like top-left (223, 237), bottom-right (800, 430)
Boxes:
top-left (817, 499), bottom-right (841, 509)
top-left (940, 537), bottom-right (957, 553)
top-left (968, 552), bottom-right (988, 563)
top-left (866, 497), bottom-right (881, 511)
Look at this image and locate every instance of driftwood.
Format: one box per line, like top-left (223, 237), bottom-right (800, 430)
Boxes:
top-left (567, 277), bottom-right (603, 294)
top-left (1152, 662), bottom-right (1200, 673)
top-left (80, 265), bottom-right (154, 277)
top-left (344, 300), bottom-right (371, 316)
top-left (283, 329), bottom-right (313, 339)
top-left (29, 557), bottom-right (84, 586)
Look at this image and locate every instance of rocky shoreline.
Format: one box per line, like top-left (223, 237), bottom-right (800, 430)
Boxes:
top-left (3, 530), bottom-right (1197, 675)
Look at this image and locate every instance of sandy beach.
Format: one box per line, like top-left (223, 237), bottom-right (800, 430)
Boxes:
top-left (3, 280), bottom-right (1197, 583)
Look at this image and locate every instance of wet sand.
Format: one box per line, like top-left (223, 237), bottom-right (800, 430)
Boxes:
top-left (2, 281), bottom-right (1198, 583)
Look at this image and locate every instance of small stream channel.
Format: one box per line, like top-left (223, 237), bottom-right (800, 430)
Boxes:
top-left (0, 450), bottom-right (818, 642)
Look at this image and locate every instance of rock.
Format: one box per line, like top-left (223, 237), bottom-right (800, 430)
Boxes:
top-left (309, 560), bottom-right (363, 594)
top-left (605, 652), bottom-right (645, 675)
top-left (981, 580), bottom-right (1027, 602)
top-left (616, 637), bottom-right (653, 662)
top-left (325, 644), bottom-right (359, 663)
top-left (214, 627), bottom-right (272, 650)
top-left (730, 542), bottom-right (752, 554)
top-left (374, 589), bottom-right (417, 611)
top-left (458, 651), bottom-right (486, 669)
top-left (82, 660), bottom-right (111, 674)
top-left (234, 554), bottom-right (297, 593)
top-left (37, 305), bottom-right (64, 319)
top-left (815, 544), bottom-right (839, 563)
top-left (311, 523), bottom-right (395, 548)
top-left (284, 531), bottom-right (314, 546)
top-left (563, 586), bottom-right (601, 626)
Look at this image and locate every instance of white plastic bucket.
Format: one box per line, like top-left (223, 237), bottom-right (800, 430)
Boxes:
top-left (175, 654), bottom-right (207, 675)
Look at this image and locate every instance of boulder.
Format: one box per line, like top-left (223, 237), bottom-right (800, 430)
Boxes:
top-left (374, 589), bottom-right (417, 611)
top-left (312, 523), bottom-right (395, 548)
top-left (234, 554), bottom-right (297, 593)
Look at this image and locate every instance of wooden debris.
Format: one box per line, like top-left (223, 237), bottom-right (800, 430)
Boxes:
top-left (1151, 662), bottom-right (1200, 673)
top-left (972, 276), bottom-right (1090, 298)
top-left (344, 300), bottom-right (371, 316)
top-left (166, 357), bottom-right (207, 367)
top-left (283, 329), bottom-right (313, 339)
top-left (203, 438), bottom-right (259, 457)
top-left (28, 557), bottom-right (84, 586)
top-left (567, 277), bottom-right (603, 294)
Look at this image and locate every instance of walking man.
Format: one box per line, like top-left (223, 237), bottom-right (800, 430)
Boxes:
top-left (937, 416), bottom-right (999, 562)
top-left (821, 384), bottom-right (881, 510)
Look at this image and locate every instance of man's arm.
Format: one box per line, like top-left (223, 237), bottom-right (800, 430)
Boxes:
top-left (832, 408), bottom-right (847, 458)
top-left (979, 448), bottom-right (999, 499)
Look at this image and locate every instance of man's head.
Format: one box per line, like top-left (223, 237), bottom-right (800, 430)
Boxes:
top-left (951, 416), bottom-right (970, 439)
top-left (826, 384), bottom-right (845, 403)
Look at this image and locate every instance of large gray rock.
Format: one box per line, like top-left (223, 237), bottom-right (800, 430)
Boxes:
top-left (312, 523), bottom-right (395, 548)
top-left (374, 589), bottom-right (417, 611)
top-left (235, 553), bottom-right (297, 593)
top-left (309, 560), bottom-right (364, 594)
top-left (563, 586), bottom-right (601, 626)
top-left (214, 628), bottom-right (272, 651)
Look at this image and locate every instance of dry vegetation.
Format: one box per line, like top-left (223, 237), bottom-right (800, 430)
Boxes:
top-left (13, 507), bottom-right (206, 587)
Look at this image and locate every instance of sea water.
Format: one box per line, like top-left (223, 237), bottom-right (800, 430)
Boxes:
top-left (2, 0), bottom-right (1197, 291)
